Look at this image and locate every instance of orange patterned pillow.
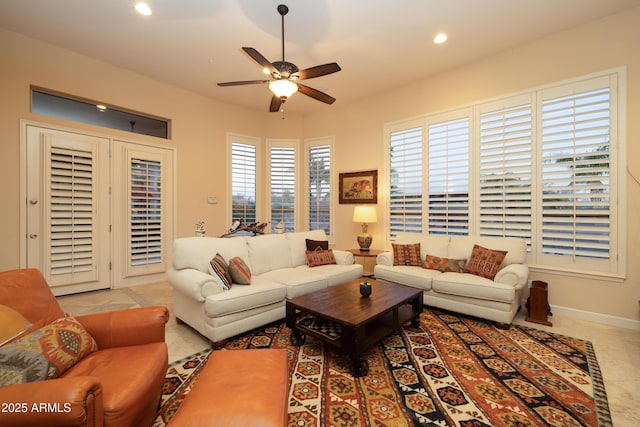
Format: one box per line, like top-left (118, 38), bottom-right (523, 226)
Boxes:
top-left (0, 314), bottom-right (97, 385)
top-left (305, 249), bottom-right (337, 267)
top-left (463, 244), bottom-right (508, 279)
top-left (423, 254), bottom-right (465, 273)
top-left (392, 243), bottom-right (422, 266)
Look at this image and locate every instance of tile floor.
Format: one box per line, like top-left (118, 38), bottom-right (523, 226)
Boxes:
top-left (56, 281), bottom-right (640, 426)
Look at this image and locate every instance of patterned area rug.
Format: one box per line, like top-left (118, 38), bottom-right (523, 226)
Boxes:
top-left (154, 308), bottom-right (612, 426)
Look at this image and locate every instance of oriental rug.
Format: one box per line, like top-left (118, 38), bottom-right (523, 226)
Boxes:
top-left (154, 308), bottom-right (612, 426)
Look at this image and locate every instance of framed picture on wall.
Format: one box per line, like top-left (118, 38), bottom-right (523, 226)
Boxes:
top-left (339, 170), bottom-right (378, 204)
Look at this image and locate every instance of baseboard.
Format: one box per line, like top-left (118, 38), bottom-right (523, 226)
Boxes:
top-left (548, 304), bottom-right (640, 331)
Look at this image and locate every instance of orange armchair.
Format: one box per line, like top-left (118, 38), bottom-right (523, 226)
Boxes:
top-left (0, 269), bottom-right (169, 427)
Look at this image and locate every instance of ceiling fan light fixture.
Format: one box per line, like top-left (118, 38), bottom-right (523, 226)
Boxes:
top-left (269, 79), bottom-right (298, 99)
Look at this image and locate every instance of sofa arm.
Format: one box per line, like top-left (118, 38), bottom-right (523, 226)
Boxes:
top-left (76, 306), bottom-right (168, 349)
top-left (494, 264), bottom-right (529, 288)
top-left (167, 268), bottom-right (224, 302)
top-left (333, 250), bottom-right (354, 265)
top-left (0, 376), bottom-right (103, 427)
top-left (376, 251), bottom-right (394, 266)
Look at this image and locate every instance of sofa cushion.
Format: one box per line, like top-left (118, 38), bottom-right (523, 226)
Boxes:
top-left (448, 236), bottom-right (526, 266)
top-left (432, 272), bottom-right (516, 303)
top-left (286, 230), bottom-right (328, 267)
top-left (392, 243), bottom-right (422, 266)
top-left (0, 314), bottom-right (97, 385)
top-left (374, 265), bottom-right (439, 291)
top-left (228, 257), bottom-right (251, 285)
top-left (395, 233), bottom-right (450, 259)
top-left (209, 253), bottom-right (233, 290)
top-left (205, 281), bottom-right (287, 317)
top-left (258, 268), bottom-right (327, 299)
top-left (173, 236), bottom-right (250, 273)
top-left (463, 244), bottom-right (507, 279)
top-left (306, 249), bottom-right (337, 267)
top-left (296, 263), bottom-right (364, 287)
top-left (423, 255), bottom-right (465, 273)
top-left (248, 234), bottom-right (293, 275)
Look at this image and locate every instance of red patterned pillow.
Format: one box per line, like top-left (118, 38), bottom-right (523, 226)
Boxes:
top-left (209, 253), bottom-right (232, 290)
top-left (0, 314), bottom-right (97, 385)
top-left (463, 244), bottom-right (508, 279)
top-left (423, 254), bottom-right (465, 273)
top-left (228, 257), bottom-right (251, 285)
top-left (306, 249), bottom-right (337, 267)
top-left (392, 243), bottom-right (422, 266)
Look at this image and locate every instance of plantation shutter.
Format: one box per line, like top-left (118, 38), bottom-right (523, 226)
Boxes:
top-left (46, 145), bottom-right (97, 283)
top-left (308, 144), bottom-right (331, 235)
top-left (129, 157), bottom-right (163, 270)
top-left (231, 142), bottom-right (257, 224)
top-left (427, 117), bottom-right (470, 236)
top-left (540, 78), bottom-right (613, 267)
top-left (478, 98), bottom-right (533, 248)
top-left (388, 126), bottom-right (423, 240)
top-left (270, 145), bottom-right (296, 232)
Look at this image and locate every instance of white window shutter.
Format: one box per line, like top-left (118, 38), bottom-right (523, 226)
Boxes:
top-left (231, 142), bottom-right (257, 225)
top-left (388, 126), bottom-right (423, 241)
top-left (428, 117), bottom-right (469, 236)
top-left (269, 145), bottom-right (296, 233)
top-left (308, 143), bottom-right (332, 235)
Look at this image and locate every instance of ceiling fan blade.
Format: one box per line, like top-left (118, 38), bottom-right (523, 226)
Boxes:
top-left (217, 80), bottom-right (269, 86)
top-left (242, 47), bottom-right (278, 75)
top-left (298, 84), bottom-right (336, 104)
top-left (269, 95), bottom-right (283, 112)
top-left (297, 63), bottom-right (341, 80)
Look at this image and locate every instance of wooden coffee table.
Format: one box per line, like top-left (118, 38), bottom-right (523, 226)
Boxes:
top-left (286, 278), bottom-right (423, 377)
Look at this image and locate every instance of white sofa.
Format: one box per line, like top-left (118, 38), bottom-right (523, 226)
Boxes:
top-left (374, 233), bottom-right (529, 325)
top-left (167, 230), bottom-right (363, 342)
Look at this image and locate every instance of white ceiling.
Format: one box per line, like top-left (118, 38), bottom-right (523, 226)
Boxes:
top-left (1, 0), bottom-right (638, 114)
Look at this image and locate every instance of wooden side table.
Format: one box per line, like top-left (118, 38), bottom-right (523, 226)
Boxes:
top-left (346, 249), bottom-right (384, 278)
top-left (525, 280), bottom-right (552, 326)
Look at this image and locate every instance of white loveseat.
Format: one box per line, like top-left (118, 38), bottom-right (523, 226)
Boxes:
top-left (374, 233), bottom-right (529, 325)
top-left (167, 230), bottom-right (363, 342)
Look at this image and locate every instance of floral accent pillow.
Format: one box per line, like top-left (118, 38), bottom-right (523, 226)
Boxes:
top-left (392, 243), bottom-right (422, 267)
top-left (228, 257), bottom-right (251, 285)
top-left (305, 249), bottom-right (336, 267)
top-left (423, 254), bottom-right (465, 273)
top-left (0, 314), bottom-right (97, 386)
top-left (463, 244), bottom-right (508, 279)
top-left (209, 253), bottom-right (232, 290)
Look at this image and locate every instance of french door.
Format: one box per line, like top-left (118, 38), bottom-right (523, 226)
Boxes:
top-left (23, 123), bottom-right (174, 295)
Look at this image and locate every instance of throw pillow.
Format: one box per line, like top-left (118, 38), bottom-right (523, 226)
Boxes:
top-left (0, 314), bottom-right (98, 386)
top-left (209, 253), bottom-right (232, 290)
top-left (305, 248), bottom-right (337, 267)
top-left (305, 238), bottom-right (329, 252)
top-left (392, 243), bottom-right (422, 266)
top-left (423, 254), bottom-right (465, 273)
top-left (463, 244), bottom-right (508, 279)
top-left (228, 257), bottom-right (251, 285)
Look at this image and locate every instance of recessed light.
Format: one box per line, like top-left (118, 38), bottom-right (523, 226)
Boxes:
top-left (135, 2), bottom-right (152, 16)
top-left (96, 104), bottom-right (107, 112)
top-left (433, 33), bottom-right (448, 44)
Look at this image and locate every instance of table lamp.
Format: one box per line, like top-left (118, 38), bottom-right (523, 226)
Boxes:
top-left (352, 206), bottom-right (377, 251)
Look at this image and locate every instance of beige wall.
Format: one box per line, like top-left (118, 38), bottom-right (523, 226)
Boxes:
top-left (305, 7), bottom-right (640, 325)
top-left (1, 7), bottom-right (638, 325)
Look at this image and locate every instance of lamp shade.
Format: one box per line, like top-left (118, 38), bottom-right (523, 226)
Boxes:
top-left (269, 79), bottom-right (298, 99)
top-left (352, 206), bottom-right (377, 223)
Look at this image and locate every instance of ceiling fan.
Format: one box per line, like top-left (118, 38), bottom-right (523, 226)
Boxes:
top-left (217, 4), bottom-right (341, 112)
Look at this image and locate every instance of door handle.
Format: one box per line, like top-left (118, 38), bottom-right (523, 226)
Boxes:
top-left (29, 234), bottom-right (38, 239)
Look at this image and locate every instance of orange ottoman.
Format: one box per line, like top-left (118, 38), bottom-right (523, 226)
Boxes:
top-left (168, 349), bottom-right (289, 427)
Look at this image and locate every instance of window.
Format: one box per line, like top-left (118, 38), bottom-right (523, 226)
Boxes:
top-left (306, 138), bottom-right (333, 235)
top-left (31, 88), bottom-right (170, 139)
top-left (387, 124), bottom-right (423, 240)
top-left (478, 96), bottom-right (533, 248)
top-left (268, 140), bottom-right (297, 233)
top-left (540, 78), bottom-right (615, 271)
top-left (427, 115), bottom-right (470, 236)
top-left (129, 157), bottom-right (163, 267)
top-left (385, 70), bottom-right (625, 277)
top-left (229, 134), bottom-right (260, 226)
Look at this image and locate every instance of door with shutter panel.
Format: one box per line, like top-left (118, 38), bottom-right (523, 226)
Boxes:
top-left (26, 125), bottom-right (110, 295)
